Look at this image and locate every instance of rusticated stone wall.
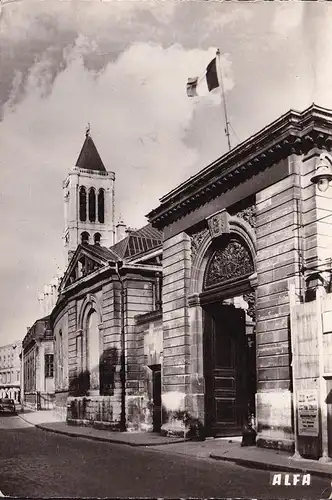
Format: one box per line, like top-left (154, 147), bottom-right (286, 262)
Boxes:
top-left (255, 168), bottom-right (301, 451)
top-left (161, 232), bottom-right (191, 434)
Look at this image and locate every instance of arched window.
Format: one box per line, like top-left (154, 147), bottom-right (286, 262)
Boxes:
top-left (79, 186), bottom-right (87, 222)
top-left (94, 233), bottom-right (101, 245)
top-left (81, 232), bottom-right (90, 245)
top-left (98, 189), bottom-right (105, 223)
top-left (58, 330), bottom-right (63, 386)
top-left (87, 310), bottom-right (100, 393)
top-left (88, 188), bottom-right (96, 222)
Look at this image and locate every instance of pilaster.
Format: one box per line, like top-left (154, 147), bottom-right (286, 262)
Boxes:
top-left (161, 232), bottom-right (191, 435)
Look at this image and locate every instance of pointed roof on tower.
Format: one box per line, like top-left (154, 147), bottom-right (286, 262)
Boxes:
top-left (75, 126), bottom-right (107, 172)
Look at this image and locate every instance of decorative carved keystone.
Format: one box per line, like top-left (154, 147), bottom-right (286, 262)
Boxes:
top-left (206, 209), bottom-right (230, 240)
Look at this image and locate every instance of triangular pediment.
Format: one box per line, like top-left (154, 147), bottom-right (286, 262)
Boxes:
top-left (60, 245), bottom-right (108, 291)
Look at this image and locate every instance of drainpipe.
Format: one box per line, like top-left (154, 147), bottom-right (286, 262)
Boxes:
top-left (289, 280), bottom-right (300, 459)
top-left (109, 261), bottom-right (126, 432)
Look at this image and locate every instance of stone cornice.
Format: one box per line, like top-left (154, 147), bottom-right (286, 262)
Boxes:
top-left (135, 309), bottom-right (162, 325)
top-left (147, 104), bottom-right (332, 229)
top-left (51, 262), bottom-right (162, 326)
top-left (22, 317), bottom-right (51, 351)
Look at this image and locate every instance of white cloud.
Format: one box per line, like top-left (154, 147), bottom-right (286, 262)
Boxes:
top-left (0, 0), bottom-right (330, 346)
top-left (272, 2), bottom-right (304, 37)
top-left (0, 39), bottom-right (231, 341)
top-left (0, 0), bottom-right (176, 43)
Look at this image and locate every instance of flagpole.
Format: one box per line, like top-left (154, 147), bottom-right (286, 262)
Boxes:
top-left (216, 49), bottom-right (231, 151)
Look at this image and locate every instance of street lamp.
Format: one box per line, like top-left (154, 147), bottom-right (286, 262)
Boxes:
top-left (310, 153), bottom-right (332, 192)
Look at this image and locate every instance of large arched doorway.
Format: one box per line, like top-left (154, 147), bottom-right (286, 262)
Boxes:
top-left (201, 234), bottom-right (256, 436)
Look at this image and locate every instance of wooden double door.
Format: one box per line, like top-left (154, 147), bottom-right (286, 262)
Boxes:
top-left (203, 303), bottom-right (251, 436)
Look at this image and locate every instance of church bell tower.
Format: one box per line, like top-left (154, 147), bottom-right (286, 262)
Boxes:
top-left (63, 127), bottom-right (115, 263)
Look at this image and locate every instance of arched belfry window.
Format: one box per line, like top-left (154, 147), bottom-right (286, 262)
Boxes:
top-left (79, 187), bottom-right (87, 222)
top-left (81, 232), bottom-right (90, 245)
top-left (98, 189), bottom-right (105, 223)
top-left (88, 188), bottom-right (96, 222)
top-left (204, 235), bottom-right (254, 290)
top-left (94, 233), bottom-right (101, 245)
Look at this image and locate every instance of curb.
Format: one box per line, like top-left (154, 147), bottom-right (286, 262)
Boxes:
top-left (35, 422), bottom-right (187, 447)
top-left (26, 419), bottom-right (186, 447)
top-left (209, 453), bottom-right (332, 479)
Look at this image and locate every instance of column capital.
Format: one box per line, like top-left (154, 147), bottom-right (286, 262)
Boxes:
top-left (249, 272), bottom-right (258, 289)
top-left (188, 293), bottom-right (201, 307)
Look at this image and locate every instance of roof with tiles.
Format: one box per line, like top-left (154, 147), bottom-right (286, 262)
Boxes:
top-left (85, 243), bottom-right (121, 263)
top-left (110, 224), bottom-right (162, 260)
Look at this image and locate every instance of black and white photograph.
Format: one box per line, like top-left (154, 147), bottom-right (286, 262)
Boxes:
top-left (1, 0), bottom-right (332, 498)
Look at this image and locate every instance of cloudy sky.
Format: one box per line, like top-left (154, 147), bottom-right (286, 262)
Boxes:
top-left (0, 0), bottom-right (331, 344)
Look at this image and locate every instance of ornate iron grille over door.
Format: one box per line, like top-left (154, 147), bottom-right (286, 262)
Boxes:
top-left (204, 236), bottom-right (254, 290)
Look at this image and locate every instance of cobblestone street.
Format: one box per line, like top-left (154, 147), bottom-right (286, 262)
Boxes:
top-left (0, 415), bottom-right (331, 499)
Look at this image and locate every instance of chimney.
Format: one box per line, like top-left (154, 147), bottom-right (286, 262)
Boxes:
top-left (116, 216), bottom-right (127, 242)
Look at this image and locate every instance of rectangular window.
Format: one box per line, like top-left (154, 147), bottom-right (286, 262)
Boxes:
top-left (45, 354), bottom-right (54, 378)
top-left (17, 371), bottom-right (20, 382)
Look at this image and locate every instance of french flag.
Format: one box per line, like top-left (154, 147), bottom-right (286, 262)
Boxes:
top-left (186, 57), bottom-right (220, 97)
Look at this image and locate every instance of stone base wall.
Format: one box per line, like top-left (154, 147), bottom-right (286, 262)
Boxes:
top-left (256, 390), bottom-right (294, 451)
top-left (66, 394), bottom-right (155, 432)
top-left (54, 391), bottom-right (69, 421)
top-left (67, 396), bottom-right (121, 427)
top-left (23, 392), bottom-right (37, 410)
top-left (126, 395), bottom-right (154, 432)
top-left (67, 418), bottom-right (120, 431)
top-left (39, 392), bottom-right (55, 410)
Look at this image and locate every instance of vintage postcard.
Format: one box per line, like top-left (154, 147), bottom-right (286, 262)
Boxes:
top-left (0, 0), bottom-right (332, 498)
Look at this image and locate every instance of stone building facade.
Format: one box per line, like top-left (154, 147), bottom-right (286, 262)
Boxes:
top-left (21, 316), bottom-right (55, 410)
top-left (52, 230), bottom-right (163, 428)
top-left (51, 104), bottom-right (332, 455)
top-left (147, 104), bottom-right (332, 451)
top-left (0, 341), bottom-right (21, 401)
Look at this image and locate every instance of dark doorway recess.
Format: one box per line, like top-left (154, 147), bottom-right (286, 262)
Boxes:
top-left (150, 364), bottom-right (161, 432)
top-left (203, 303), bottom-right (253, 437)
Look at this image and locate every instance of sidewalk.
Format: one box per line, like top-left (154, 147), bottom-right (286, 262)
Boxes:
top-left (17, 410), bottom-right (332, 478)
top-left (18, 409), bottom-right (186, 446)
top-left (210, 443), bottom-right (332, 479)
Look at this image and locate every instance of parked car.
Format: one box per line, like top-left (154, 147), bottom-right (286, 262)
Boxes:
top-left (0, 398), bottom-right (16, 414)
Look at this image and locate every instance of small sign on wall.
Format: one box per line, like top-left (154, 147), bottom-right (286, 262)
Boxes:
top-left (297, 390), bottom-right (319, 437)
top-left (323, 311), bottom-right (332, 334)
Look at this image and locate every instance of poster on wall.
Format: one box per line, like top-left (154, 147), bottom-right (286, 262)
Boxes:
top-left (297, 390), bottom-right (319, 437)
